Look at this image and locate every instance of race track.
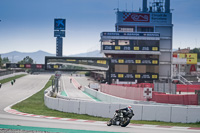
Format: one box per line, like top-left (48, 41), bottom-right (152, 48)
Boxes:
top-left (0, 74), bottom-right (199, 133)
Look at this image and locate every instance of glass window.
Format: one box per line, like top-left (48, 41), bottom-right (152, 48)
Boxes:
top-left (138, 40), bottom-right (159, 47)
top-left (137, 27), bottom-right (154, 32)
top-left (118, 40), bottom-right (130, 45)
top-left (118, 27), bottom-right (134, 32)
top-left (118, 26), bottom-right (135, 32)
top-left (102, 40), bottom-right (115, 45)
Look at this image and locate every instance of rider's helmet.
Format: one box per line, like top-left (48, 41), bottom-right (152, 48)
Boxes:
top-left (127, 105), bottom-right (132, 110)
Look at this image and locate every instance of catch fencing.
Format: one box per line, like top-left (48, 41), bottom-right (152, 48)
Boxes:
top-left (154, 82), bottom-right (176, 94)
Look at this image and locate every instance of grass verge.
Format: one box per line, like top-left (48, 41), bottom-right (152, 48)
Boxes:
top-left (12, 76), bottom-right (200, 127)
top-left (0, 74), bottom-right (27, 84)
top-left (12, 76), bottom-right (109, 121)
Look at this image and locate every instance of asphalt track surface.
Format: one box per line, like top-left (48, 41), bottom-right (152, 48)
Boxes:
top-left (0, 74), bottom-right (199, 133)
top-left (60, 75), bottom-right (94, 101)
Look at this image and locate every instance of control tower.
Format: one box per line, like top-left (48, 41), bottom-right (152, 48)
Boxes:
top-left (100, 0), bottom-right (172, 83)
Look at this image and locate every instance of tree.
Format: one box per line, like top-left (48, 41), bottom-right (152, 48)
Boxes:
top-left (18, 56), bottom-right (34, 64)
top-left (2, 57), bottom-right (10, 64)
top-left (190, 48), bottom-right (200, 59)
top-left (0, 55), bottom-right (2, 68)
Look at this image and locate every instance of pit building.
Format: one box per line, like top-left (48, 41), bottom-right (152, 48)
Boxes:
top-left (100, 0), bottom-right (172, 83)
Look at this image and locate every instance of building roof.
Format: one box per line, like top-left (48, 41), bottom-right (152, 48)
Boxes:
top-left (173, 47), bottom-right (190, 54)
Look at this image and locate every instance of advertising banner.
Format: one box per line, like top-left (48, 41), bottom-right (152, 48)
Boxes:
top-left (116, 11), bottom-right (172, 25)
top-left (174, 53), bottom-right (197, 64)
top-left (54, 19), bottom-right (66, 30)
top-left (111, 58), bottom-right (159, 65)
top-left (102, 32), bottom-right (160, 37)
top-left (110, 73), bottom-right (159, 80)
top-left (45, 57), bottom-right (110, 71)
top-left (103, 45), bottom-right (159, 51)
top-left (54, 31), bottom-right (65, 37)
top-left (123, 13), bottom-right (150, 22)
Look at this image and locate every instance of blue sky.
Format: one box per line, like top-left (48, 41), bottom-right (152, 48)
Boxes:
top-left (0, 0), bottom-right (200, 55)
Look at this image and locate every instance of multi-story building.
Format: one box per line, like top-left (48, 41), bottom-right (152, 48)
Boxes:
top-left (100, 0), bottom-right (172, 83)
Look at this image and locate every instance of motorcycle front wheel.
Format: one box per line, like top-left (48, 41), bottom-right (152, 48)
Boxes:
top-left (107, 119), bottom-right (112, 126)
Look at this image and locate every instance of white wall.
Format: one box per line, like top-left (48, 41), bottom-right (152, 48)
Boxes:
top-left (44, 90), bottom-right (200, 123)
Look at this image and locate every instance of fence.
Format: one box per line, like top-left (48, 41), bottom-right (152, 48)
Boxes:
top-left (150, 92), bottom-right (198, 105)
top-left (154, 82), bottom-right (176, 94)
top-left (0, 70), bottom-right (13, 76)
top-left (177, 84), bottom-right (200, 92)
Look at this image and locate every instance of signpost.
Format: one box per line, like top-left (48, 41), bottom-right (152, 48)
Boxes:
top-left (143, 88), bottom-right (152, 99)
top-left (54, 18), bottom-right (66, 57)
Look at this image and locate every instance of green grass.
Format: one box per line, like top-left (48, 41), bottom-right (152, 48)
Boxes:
top-left (12, 76), bottom-right (200, 128)
top-left (12, 76), bottom-right (109, 121)
top-left (0, 74), bottom-right (27, 84)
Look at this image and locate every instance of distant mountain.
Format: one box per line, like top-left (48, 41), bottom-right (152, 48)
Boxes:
top-left (1, 50), bottom-right (55, 64)
top-left (69, 50), bottom-right (103, 57)
top-left (0, 50), bottom-right (103, 64)
top-left (172, 49), bottom-right (178, 52)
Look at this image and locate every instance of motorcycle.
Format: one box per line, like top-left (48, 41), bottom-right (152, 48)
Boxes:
top-left (107, 109), bottom-right (134, 127)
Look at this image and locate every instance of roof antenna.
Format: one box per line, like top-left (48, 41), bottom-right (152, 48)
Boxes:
top-left (132, 1), bottom-right (133, 12)
top-left (118, 0), bottom-right (120, 11)
top-left (125, 2), bottom-right (127, 11)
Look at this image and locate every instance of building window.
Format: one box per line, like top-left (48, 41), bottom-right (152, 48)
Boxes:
top-left (102, 40), bottom-right (115, 45)
top-left (118, 40), bottom-right (130, 45)
top-left (137, 26), bottom-right (154, 32)
top-left (138, 40), bottom-right (159, 47)
top-left (118, 26), bottom-right (135, 32)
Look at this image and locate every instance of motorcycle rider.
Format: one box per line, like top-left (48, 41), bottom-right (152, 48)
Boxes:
top-left (116, 105), bottom-right (134, 121)
top-left (107, 105), bottom-right (134, 127)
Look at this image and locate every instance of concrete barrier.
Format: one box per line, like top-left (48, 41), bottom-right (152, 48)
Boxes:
top-left (142, 105), bottom-right (157, 121)
top-left (187, 106), bottom-right (200, 123)
top-left (44, 91), bottom-right (200, 123)
top-left (155, 105), bottom-right (171, 122)
top-left (171, 106), bottom-right (188, 123)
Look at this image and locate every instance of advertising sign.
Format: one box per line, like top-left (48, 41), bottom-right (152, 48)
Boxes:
top-left (102, 32), bottom-right (160, 37)
top-left (36, 64), bottom-right (43, 69)
top-left (174, 53), bottom-right (197, 64)
top-left (54, 19), bottom-right (66, 30)
top-left (110, 73), bottom-right (159, 80)
top-left (123, 13), bottom-right (150, 22)
top-left (143, 88), bottom-right (152, 98)
top-left (54, 31), bottom-right (65, 37)
top-left (45, 57), bottom-right (110, 71)
top-left (25, 64), bottom-right (31, 68)
top-left (103, 45), bottom-right (159, 51)
top-left (111, 58), bottom-right (159, 65)
top-left (116, 11), bottom-right (171, 25)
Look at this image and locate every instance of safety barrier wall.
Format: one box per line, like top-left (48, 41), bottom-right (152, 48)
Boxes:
top-left (100, 84), bottom-right (146, 101)
top-left (177, 84), bottom-right (200, 92)
top-left (44, 92), bottom-right (200, 123)
top-left (150, 92), bottom-right (198, 105)
top-left (101, 84), bottom-right (198, 105)
top-left (84, 86), bottom-right (150, 104)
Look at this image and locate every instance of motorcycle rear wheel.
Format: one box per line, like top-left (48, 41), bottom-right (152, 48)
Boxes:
top-left (121, 118), bottom-right (130, 127)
